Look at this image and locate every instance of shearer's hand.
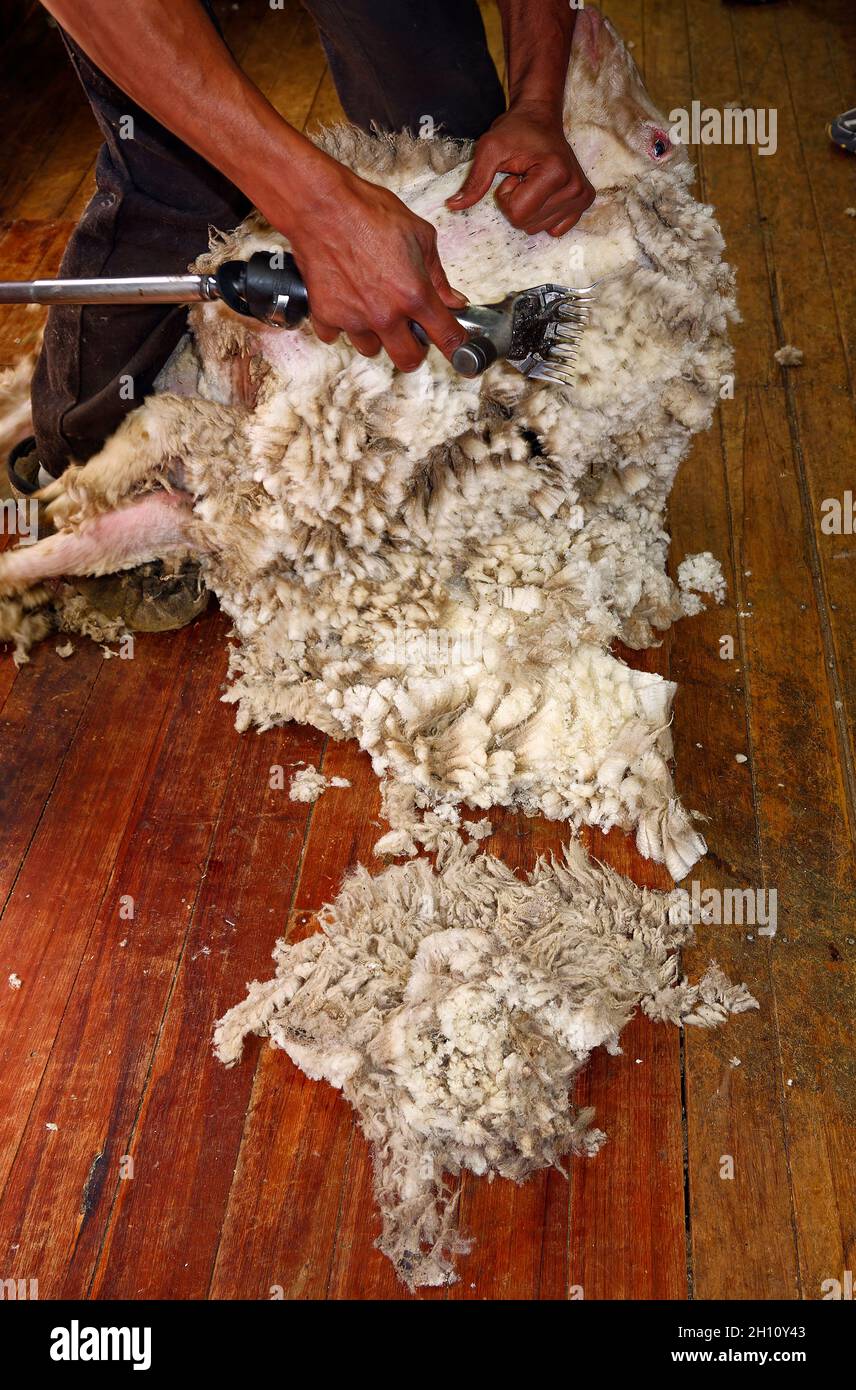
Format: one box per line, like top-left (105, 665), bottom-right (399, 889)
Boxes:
top-left (447, 103), bottom-right (595, 237)
top-left (284, 168), bottom-right (468, 372)
top-left (36, 0), bottom-right (466, 372)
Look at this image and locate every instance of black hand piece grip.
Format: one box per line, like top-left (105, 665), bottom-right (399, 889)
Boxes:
top-left (215, 251), bottom-right (309, 327)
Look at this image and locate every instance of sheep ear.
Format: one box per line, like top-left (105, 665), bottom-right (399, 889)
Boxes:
top-left (571, 7), bottom-right (610, 69)
top-left (573, 11), bottom-right (644, 99)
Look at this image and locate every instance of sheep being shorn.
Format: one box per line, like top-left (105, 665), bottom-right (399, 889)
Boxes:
top-left (0, 10), bottom-right (749, 1285)
top-left (4, 10), bottom-right (736, 876)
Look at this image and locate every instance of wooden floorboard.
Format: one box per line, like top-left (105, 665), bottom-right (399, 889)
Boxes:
top-left (669, 409), bottom-right (801, 1299)
top-left (90, 712), bottom-right (326, 1298)
top-left (210, 739), bottom-right (385, 1301)
top-left (0, 0), bottom-right (853, 1300)
top-left (0, 618), bottom-right (226, 1296)
top-left (0, 631), bottom-right (192, 1203)
top-left (773, 0), bottom-right (856, 786)
top-left (724, 2), bottom-right (856, 1299)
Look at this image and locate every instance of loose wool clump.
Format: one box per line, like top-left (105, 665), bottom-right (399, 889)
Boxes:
top-left (288, 766), bottom-right (350, 802)
top-left (677, 550), bottom-right (727, 609)
top-left (215, 832), bottom-right (757, 1288)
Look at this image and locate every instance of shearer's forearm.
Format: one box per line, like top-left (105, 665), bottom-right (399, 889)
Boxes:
top-left (38, 0), bottom-right (343, 233)
top-left (496, 0), bottom-right (577, 114)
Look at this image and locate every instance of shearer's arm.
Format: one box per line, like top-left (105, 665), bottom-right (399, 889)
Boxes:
top-left (447, 0), bottom-right (595, 235)
top-left (38, 0), bottom-right (468, 371)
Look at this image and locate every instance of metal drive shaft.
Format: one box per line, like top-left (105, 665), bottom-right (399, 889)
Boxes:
top-left (0, 274), bottom-right (218, 306)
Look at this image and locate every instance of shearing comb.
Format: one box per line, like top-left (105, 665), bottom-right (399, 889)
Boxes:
top-left (0, 251), bottom-right (595, 386)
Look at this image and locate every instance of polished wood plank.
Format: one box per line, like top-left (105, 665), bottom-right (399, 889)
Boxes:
top-left (723, 0), bottom-right (856, 1297)
top-left (90, 711), bottom-right (325, 1297)
top-left (678, 0), bottom-right (803, 1300)
top-left (0, 617), bottom-right (230, 1295)
top-left (0, 628), bottom-right (193, 1200)
top-left (768, 0), bottom-right (856, 781)
top-left (669, 413), bottom-right (800, 1300)
top-left (211, 738), bottom-right (383, 1299)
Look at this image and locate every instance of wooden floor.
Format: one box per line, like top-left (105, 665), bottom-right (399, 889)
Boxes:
top-left (0, 0), bottom-right (854, 1301)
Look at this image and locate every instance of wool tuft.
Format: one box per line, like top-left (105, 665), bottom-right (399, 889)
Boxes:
top-left (288, 766), bottom-right (351, 802)
top-left (677, 551), bottom-right (727, 608)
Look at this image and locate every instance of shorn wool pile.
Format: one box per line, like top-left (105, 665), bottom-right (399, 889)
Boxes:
top-left (215, 837), bottom-right (756, 1288)
top-left (0, 10), bottom-right (753, 1285)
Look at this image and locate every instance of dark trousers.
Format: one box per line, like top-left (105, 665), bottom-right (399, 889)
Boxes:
top-left (32, 0), bottom-right (504, 477)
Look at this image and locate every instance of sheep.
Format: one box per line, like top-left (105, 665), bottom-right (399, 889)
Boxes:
top-left (0, 10), bottom-right (736, 878)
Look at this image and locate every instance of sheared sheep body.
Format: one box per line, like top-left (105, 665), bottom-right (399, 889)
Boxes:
top-left (1, 12), bottom-right (736, 875)
top-left (185, 16), bottom-right (735, 873)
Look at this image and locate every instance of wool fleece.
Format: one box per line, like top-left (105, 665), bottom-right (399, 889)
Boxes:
top-left (215, 833), bottom-right (757, 1289)
top-left (182, 41), bottom-right (737, 872)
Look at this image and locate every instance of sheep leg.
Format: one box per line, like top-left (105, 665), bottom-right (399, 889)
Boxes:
top-left (0, 490), bottom-right (198, 598)
top-left (37, 413), bottom-right (174, 528)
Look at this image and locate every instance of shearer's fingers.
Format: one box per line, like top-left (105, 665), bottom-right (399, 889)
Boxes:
top-left (347, 329), bottom-right (383, 357)
top-left (375, 317), bottom-right (431, 373)
top-left (526, 202), bottom-right (585, 236)
top-left (525, 185), bottom-right (595, 236)
top-left (422, 236), bottom-right (468, 309)
top-left (495, 164), bottom-right (565, 225)
top-left (548, 216), bottom-right (578, 238)
top-left (495, 172), bottom-right (523, 207)
top-left (310, 315), bottom-right (340, 345)
top-left (407, 289), bottom-right (469, 364)
top-left (500, 163), bottom-right (591, 231)
top-left (446, 143), bottom-right (500, 211)
top-left (375, 285), bottom-right (466, 372)
top-left (520, 187), bottom-right (582, 235)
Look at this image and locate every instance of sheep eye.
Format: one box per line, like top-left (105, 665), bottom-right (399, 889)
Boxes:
top-left (652, 137), bottom-right (668, 158)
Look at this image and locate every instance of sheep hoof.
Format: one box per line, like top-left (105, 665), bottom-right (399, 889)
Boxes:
top-left (73, 558), bottom-right (209, 632)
